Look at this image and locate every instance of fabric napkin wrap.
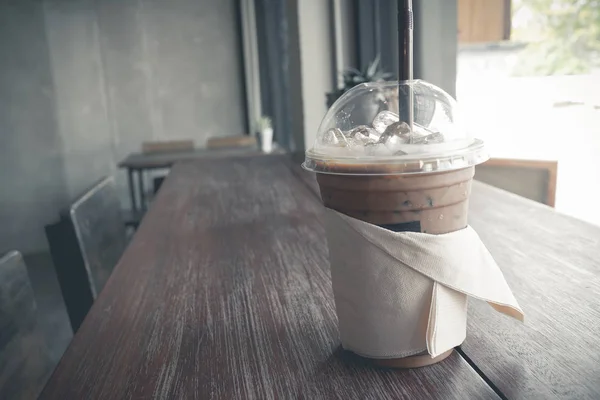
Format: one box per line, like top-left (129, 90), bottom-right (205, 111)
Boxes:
top-left (323, 208), bottom-right (524, 359)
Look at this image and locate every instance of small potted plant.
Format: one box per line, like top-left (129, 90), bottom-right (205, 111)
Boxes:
top-left (326, 55), bottom-right (393, 108)
top-left (257, 116), bottom-right (273, 153)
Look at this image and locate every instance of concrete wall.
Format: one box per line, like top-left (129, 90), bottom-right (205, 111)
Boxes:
top-left (0, 1), bottom-right (68, 255)
top-left (0, 0), bottom-right (245, 253)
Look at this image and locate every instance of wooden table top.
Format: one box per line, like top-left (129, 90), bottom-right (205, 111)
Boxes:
top-left (117, 147), bottom-right (281, 170)
top-left (463, 183), bottom-right (600, 399)
top-left (41, 155), bottom-right (600, 399)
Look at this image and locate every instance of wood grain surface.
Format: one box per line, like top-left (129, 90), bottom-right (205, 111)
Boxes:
top-left (458, 0), bottom-right (509, 43)
top-left (464, 183), bottom-right (600, 399)
top-left (40, 156), bottom-right (498, 399)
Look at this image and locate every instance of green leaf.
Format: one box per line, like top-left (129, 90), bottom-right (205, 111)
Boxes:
top-left (366, 54), bottom-right (381, 79)
top-left (338, 55), bottom-right (391, 90)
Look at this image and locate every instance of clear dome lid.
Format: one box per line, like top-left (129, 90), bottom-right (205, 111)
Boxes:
top-left (303, 80), bottom-right (488, 175)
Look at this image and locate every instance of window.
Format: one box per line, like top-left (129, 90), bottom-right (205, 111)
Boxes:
top-left (457, 0), bottom-right (600, 225)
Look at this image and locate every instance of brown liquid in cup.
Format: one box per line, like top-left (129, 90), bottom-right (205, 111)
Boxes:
top-left (317, 166), bottom-right (474, 234)
top-left (316, 164), bottom-right (475, 367)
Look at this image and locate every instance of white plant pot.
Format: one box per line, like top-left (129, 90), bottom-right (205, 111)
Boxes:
top-left (260, 128), bottom-right (273, 153)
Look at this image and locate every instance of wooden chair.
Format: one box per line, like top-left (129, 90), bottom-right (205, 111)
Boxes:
top-left (475, 158), bottom-right (558, 207)
top-left (0, 251), bottom-right (54, 400)
top-left (206, 135), bottom-right (257, 149)
top-left (46, 177), bottom-right (128, 332)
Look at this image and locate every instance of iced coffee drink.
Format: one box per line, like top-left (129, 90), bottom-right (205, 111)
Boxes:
top-left (303, 80), bottom-right (489, 367)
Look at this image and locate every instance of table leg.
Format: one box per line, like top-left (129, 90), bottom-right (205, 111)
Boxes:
top-left (138, 169), bottom-right (147, 211)
top-left (127, 168), bottom-right (138, 213)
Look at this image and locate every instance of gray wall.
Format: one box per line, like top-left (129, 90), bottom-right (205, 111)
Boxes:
top-left (1, 0), bottom-right (246, 253)
top-left (0, 1), bottom-right (68, 255)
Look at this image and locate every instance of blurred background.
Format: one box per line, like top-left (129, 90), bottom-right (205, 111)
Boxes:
top-left (0, 0), bottom-right (598, 382)
top-left (457, 0), bottom-right (600, 227)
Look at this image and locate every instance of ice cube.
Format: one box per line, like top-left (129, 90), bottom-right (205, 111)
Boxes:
top-left (412, 131), bottom-right (444, 144)
top-left (413, 123), bottom-right (436, 136)
top-left (384, 121), bottom-right (411, 137)
top-left (383, 135), bottom-right (407, 153)
top-left (365, 142), bottom-right (391, 156)
top-left (317, 128), bottom-right (349, 147)
top-left (347, 125), bottom-right (379, 145)
top-left (378, 121), bottom-right (411, 145)
top-left (372, 111), bottom-right (400, 133)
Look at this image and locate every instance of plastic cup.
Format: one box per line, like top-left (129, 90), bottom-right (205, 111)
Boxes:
top-left (303, 80), bottom-right (488, 367)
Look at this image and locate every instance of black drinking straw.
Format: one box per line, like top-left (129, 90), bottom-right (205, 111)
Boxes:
top-left (397, 0), bottom-right (414, 136)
